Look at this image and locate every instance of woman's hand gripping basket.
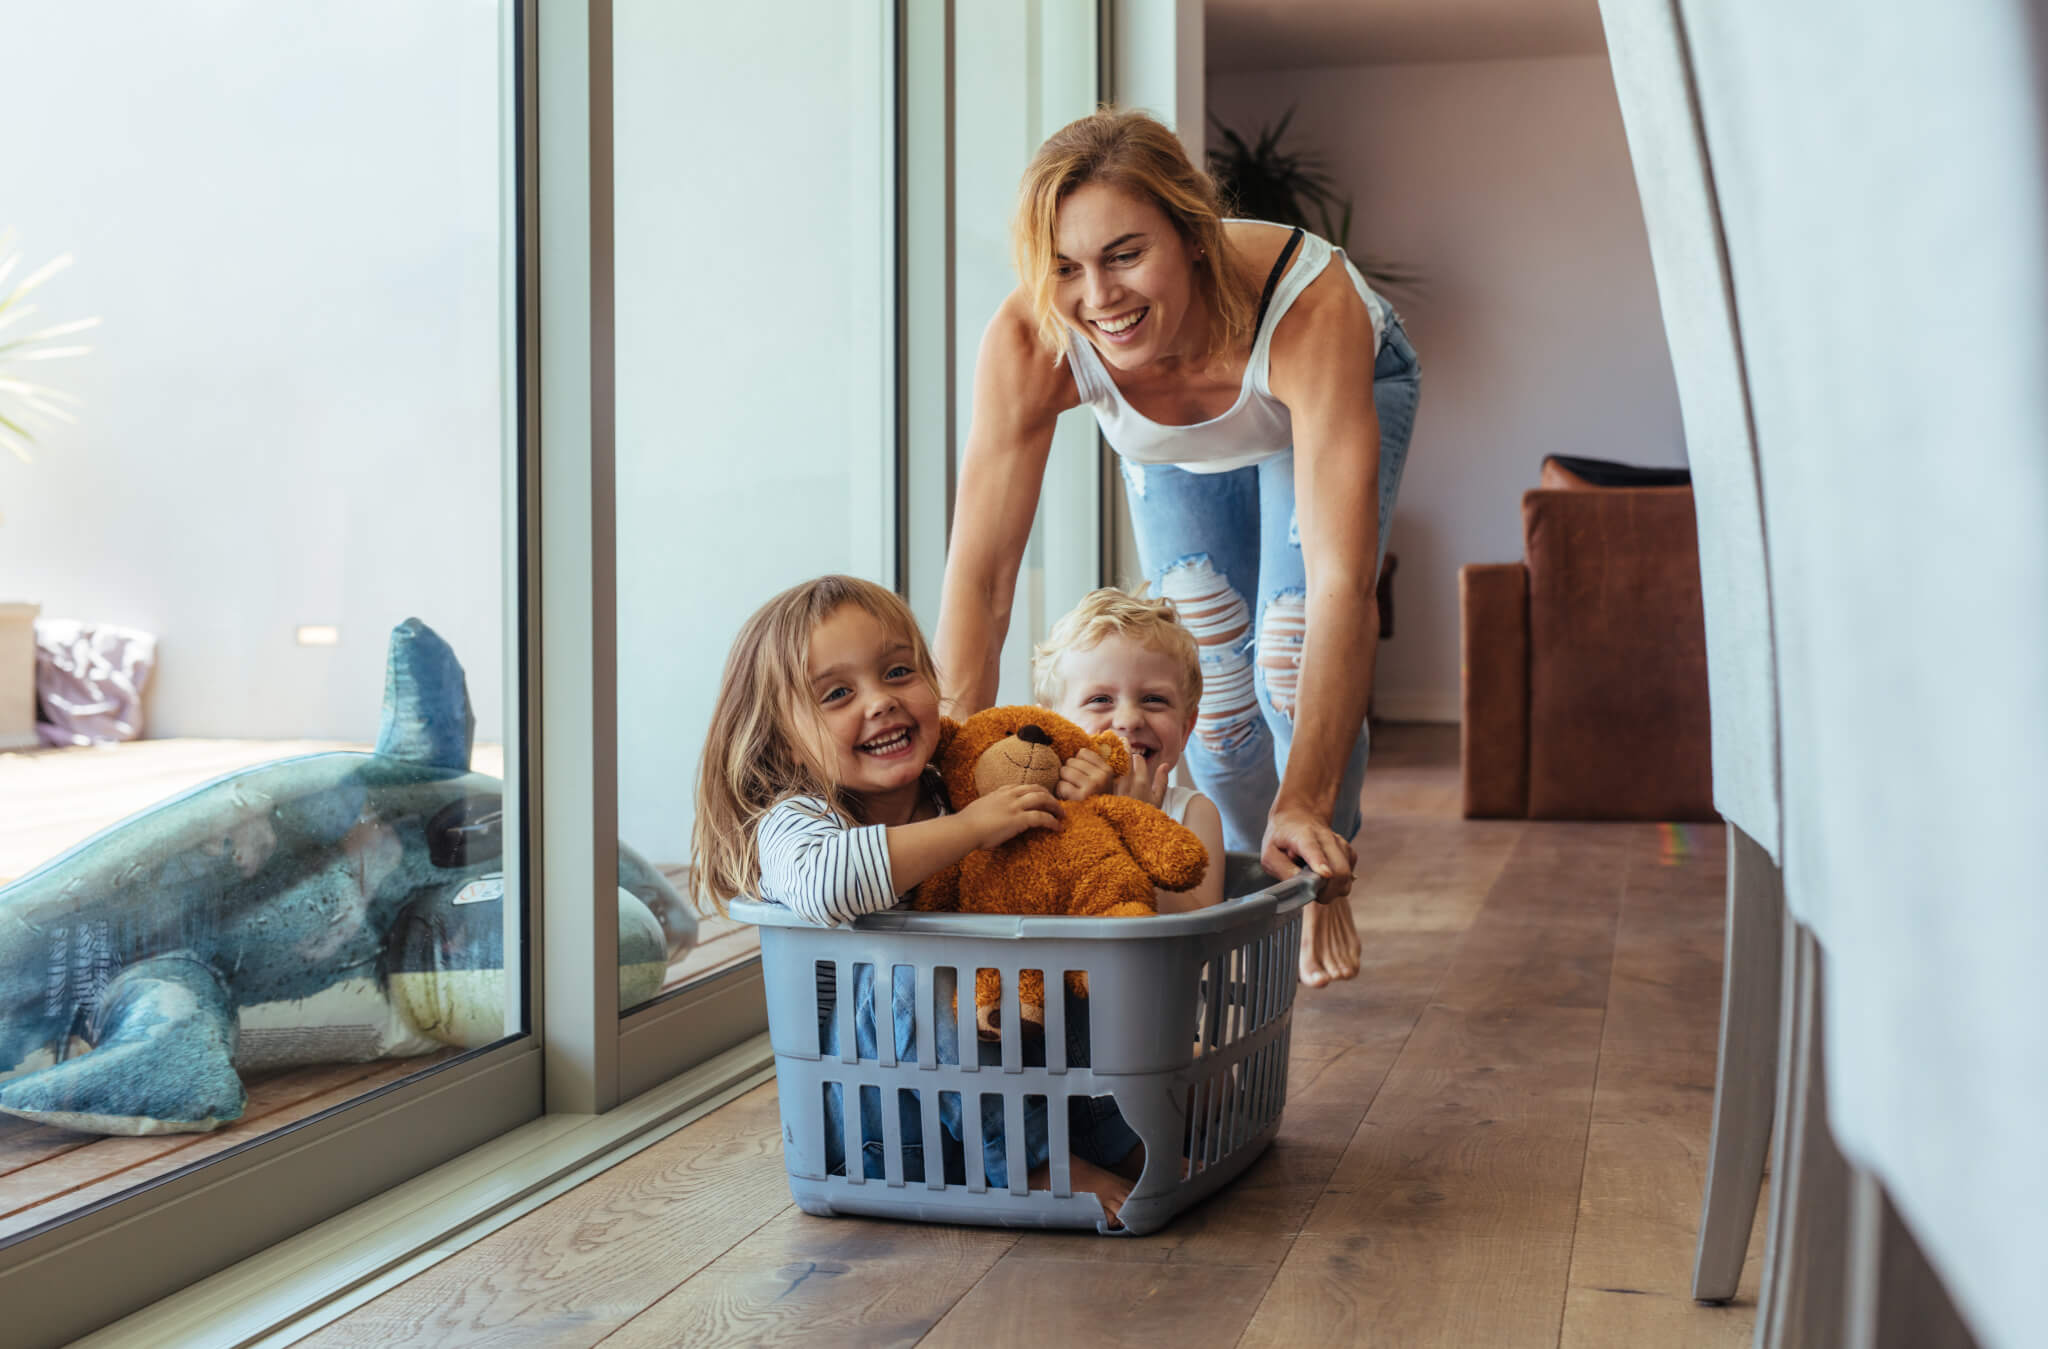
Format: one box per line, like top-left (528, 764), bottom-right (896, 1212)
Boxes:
top-left (730, 854), bottom-right (1315, 1235)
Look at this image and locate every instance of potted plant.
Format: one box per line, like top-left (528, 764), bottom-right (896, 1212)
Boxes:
top-left (0, 232), bottom-right (100, 749)
top-left (1207, 107), bottom-right (1420, 296)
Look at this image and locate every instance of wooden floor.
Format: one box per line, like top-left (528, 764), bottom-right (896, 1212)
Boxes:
top-left (293, 724), bottom-right (1763, 1348)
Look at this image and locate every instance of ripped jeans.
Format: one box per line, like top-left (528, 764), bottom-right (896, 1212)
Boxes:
top-left (1123, 315), bottom-right (1421, 853)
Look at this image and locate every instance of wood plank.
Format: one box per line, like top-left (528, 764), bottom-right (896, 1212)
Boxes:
top-left (0, 1053), bottom-right (458, 1240)
top-left (1239, 825), bottom-right (1626, 1345)
top-left (1560, 821), bottom-right (1759, 1346)
top-left (1239, 1229), bottom-right (1576, 1349)
top-left (920, 1255), bottom-right (1278, 1349)
top-left (297, 1085), bottom-right (793, 1348)
top-left (602, 1206), bottom-right (1015, 1348)
top-left (0, 1058), bottom-right (401, 1184)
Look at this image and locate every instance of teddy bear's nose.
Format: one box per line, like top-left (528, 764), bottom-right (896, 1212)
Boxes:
top-left (1017, 723), bottom-right (1052, 746)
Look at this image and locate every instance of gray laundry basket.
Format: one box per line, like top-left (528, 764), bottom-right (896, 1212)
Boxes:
top-left (731, 853), bottom-right (1314, 1236)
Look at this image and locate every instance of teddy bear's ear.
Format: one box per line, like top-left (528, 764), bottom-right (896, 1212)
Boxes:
top-left (936, 716), bottom-right (961, 760)
top-left (1092, 731), bottom-right (1131, 777)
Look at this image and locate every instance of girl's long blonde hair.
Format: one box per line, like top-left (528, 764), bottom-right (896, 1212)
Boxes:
top-left (1013, 106), bottom-right (1259, 366)
top-left (691, 574), bottom-right (941, 915)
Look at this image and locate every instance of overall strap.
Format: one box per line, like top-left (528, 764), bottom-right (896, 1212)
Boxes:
top-left (1252, 227), bottom-right (1306, 335)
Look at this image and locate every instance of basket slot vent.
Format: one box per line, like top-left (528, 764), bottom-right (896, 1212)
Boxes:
top-left (837, 962), bottom-right (860, 1065)
top-left (859, 1084), bottom-right (885, 1179)
top-left (1253, 933), bottom-right (1269, 1027)
top-left (1041, 969), bottom-right (1066, 1073)
top-left (996, 969), bottom-right (1024, 1075)
top-left (1204, 1065), bottom-right (1227, 1167)
top-left (822, 1080), bottom-right (842, 1181)
top-left (843, 1082), bottom-right (867, 1186)
top-left (1037, 1094), bottom-right (1065, 1195)
top-left (875, 965), bottom-right (900, 1068)
top-left (1020, 969), bottom-right (1046, 1069)
top-left (814, 959), bottom-right (833, 1055)
top-left (937, 1089), bottom-right (962, 1195)
top-left (1201, 958), bottom-right (1225, 1056)
top-left (877, 1084), bottom-right (904, 1185)
top-left (933, 965), bottom-right (961, 1066)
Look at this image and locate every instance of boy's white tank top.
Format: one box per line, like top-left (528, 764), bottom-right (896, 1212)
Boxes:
top-left (1161, 782), bottom-right (1198, 824)
top-left (1065, 220), bottom-right (1390, 476)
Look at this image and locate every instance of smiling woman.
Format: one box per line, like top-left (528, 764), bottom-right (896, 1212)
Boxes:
top-left (934, 107), bottom-right (1423, 988)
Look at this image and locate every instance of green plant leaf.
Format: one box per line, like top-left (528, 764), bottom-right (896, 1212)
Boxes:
top-left (1204, 108), bottom-right (1423, 296)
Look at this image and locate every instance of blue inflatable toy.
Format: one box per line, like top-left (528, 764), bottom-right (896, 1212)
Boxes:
top-left (0, 618), bottom-right (696, 1135)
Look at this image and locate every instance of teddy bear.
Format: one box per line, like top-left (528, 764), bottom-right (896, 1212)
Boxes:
top-left (913, 705), bottom-right (1209, 1035)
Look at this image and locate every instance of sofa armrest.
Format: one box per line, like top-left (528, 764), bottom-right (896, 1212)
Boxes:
top-left (1460, 563), bottom-right (1531, 818)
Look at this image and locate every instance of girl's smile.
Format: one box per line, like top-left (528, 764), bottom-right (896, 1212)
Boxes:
top-left (804, 605), bottom-right (940, 817)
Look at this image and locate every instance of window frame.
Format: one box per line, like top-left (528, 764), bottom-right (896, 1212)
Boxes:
top-left (0, 4), bottom-right (549, 1338)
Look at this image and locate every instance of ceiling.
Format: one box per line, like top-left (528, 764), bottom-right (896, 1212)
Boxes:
top-left (1204, 0), bottom-right (1607, 73)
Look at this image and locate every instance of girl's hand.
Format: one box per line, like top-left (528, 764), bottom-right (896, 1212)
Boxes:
top-left (1056, 748), bottom-right (1117, 801)
top-left (961, 783), bottom-right (1064, 849)
top-left (1110, 748), bottom-right (1173, 810)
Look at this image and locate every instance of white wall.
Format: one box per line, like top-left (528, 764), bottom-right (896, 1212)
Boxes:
top-left (0, 2), bottom-right (507, 741)
top-left (612, 1), bottom-right (890, 861)
top-left (1209, 53), bottom-right (1684, 722)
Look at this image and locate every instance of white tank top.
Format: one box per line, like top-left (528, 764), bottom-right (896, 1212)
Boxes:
top-left (1065, 221), bottom-right (1389, 475)
top-left (1161, 782), bottom-right (1198, 824)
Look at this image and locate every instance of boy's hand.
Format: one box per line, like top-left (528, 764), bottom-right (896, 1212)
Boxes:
top-left (1110, 747), bottom-right (1173, 810)
top-left (961, 783), bottom-right (1063, 849)
top-left (1056, 748), bottom-right (1117, 801)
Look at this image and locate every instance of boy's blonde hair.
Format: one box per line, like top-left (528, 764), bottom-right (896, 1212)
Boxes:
top-left (691, 575), bottom-right (940, 915)
top-left (1031, 585), bottom-right (1203, 711)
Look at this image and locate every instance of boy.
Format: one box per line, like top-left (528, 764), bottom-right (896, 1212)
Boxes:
top-left (1033, 586), bottom-right (1226, 911)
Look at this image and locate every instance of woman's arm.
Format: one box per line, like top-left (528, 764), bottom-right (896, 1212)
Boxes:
top-left (1262, 265), bottom-right (1387, 903)
top-left (934, 293), bottom-right (1079, 715)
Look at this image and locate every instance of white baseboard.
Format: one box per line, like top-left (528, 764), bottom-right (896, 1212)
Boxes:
top-left (1371, 689), bottom-right (1460, 724)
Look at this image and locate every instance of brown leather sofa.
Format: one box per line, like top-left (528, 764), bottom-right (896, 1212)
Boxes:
top-left (1460, 456), bottom-right (1716, 820)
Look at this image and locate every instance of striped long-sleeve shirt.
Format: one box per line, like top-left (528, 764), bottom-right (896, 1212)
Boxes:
top-left (756, 794), bottom-right (910, 927)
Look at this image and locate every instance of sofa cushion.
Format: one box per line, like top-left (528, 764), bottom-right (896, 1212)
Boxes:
top-left (1523, 487), bottom-right (1716, 820)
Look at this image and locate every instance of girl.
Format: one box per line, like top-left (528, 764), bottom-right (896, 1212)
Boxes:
top-left (692, 574), bottom-right (1142, 1223)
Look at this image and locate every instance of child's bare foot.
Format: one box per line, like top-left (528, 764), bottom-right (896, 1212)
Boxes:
top-left (1031, 1154), bottom-right (1137, 1229)
top-left (1299, 896), bottom-right (1361, 988)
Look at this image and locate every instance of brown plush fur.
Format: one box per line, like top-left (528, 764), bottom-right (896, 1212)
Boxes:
top-left (913, 705), bottom-right (1208, 1032)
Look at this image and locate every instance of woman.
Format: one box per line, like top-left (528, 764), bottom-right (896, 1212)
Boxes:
top-left (935, 108), bottom-right (1420, 987)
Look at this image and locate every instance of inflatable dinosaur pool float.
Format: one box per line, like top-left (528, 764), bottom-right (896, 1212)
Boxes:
top-left (0, 618), bottom-right (696, 1135)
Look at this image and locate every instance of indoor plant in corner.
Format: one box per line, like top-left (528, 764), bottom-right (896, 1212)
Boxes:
top-left (1207, 106), bottom-right (1420, 296)
top-left (0, 232), bottom-right (100, 750)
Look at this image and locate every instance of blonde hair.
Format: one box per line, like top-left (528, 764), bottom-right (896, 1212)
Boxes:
top-left (691, 575), bottom-right (940, 915)
top-left (1013, 106), bottom-right (1258, 366)
top-left (1032, 585), bottom-right (1203, 712)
